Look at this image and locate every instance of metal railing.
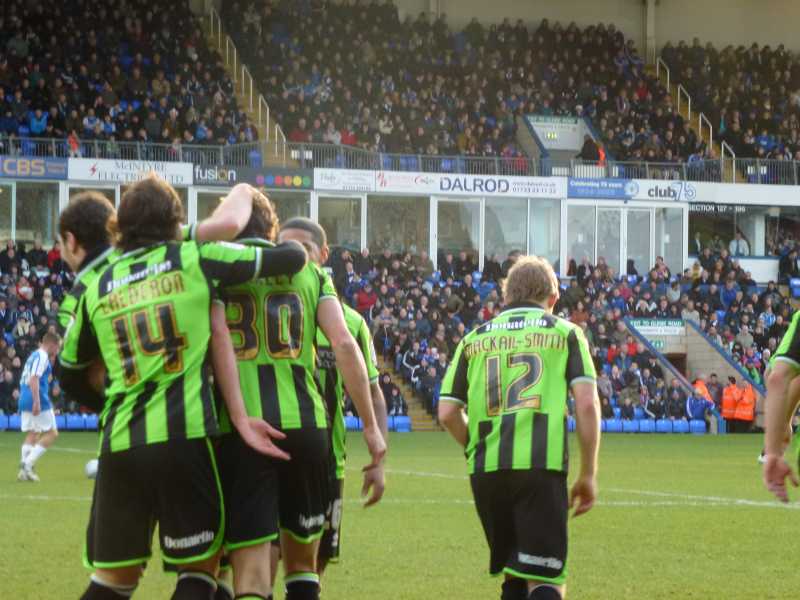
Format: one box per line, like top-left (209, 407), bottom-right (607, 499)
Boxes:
top-left (0, 136), bottom-right (265, 167)
top-left (698, 112), bottom-right (713, 151)
top-left (206, 7), bottom-right (287, 164)
top-left (677, 84), bottom-right (692, 123)
top-left (656, 57), bottom-right (670, 91)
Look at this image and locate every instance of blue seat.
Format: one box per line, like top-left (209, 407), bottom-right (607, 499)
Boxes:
top-left (248, 150), bottom-right (262, 168)
top-left (407, 156), bottom-right (419, 171)
top-left (55, 414), bottom-right (67, 430)
top-left (715, 309), bottom-right (726, 322)
top-left (689, 419), bottom-right (706, 434)
top-left (623, 420), bottom-right (638, 433)
top-left (656, 419), bottom-right (672, 433)
top-left (613, 407), bottom-right (621, 419)
top-left (605, 418), bottom-right (623, 433)
top-left (0, 414), bottom-right (7, 430)
top-left (344, 415), bottom-right (359, 431)
top-left (673, 419), bottom-right (690, 434)
top-left (381, 154), bottom-right (393, 169)
top-left (633, 407), bottom-right (645, 420)
top-left (638, 419), bottom-right (656, 433)
top-left (395, 416), bottom-right (412, 432)
top-left (440, 159), bottom-right (454, 172)
top-left (567, 416), bottom-right (576, 432)
top-left (85, 414), bottom-right (99, 431)
top-left (8, 413), bottom-right (21, 431)
top-left (67, 414), bottom-right (86, 431)
top-left (600, 419), bottom-right (607, 432)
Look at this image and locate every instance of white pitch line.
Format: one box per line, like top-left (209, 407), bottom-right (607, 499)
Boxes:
top-left (0, 442), bottom-right (96, 455)
top-left (604, 487), bottom-right (800, 510)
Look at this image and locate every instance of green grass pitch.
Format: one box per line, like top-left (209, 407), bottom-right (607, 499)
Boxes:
top-left (0, 431), bottom-right (796, 599)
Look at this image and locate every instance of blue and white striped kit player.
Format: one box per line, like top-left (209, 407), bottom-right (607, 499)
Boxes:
top-left (18, 335), bottom-right (61, 482)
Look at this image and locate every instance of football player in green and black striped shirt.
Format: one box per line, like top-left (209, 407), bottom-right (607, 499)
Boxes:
top-left (59, 177), bottom-right (307, 600)
top-left (215, 204), bottom-right (386, 600)
top-left (279, 218), bottom-right (388, 576)
top-left (439, 256), bottom-right (601, 600)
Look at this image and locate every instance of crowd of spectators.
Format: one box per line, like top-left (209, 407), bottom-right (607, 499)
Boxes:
top-left (662, 39), bottom-right (800, 161)
top-left (0, 0), bottom-right (252, 160)
top-left (329, 238), bottom-right (784, 429)
top-left (0, 240), bottom-right (68, 415)
top-left (223, 1), bottom-right (709, 164)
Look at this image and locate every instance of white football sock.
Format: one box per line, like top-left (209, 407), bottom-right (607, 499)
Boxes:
top-left (25, 444), bottom-right (47, 468)
top-left (21, 443), bottom-right (33, 463)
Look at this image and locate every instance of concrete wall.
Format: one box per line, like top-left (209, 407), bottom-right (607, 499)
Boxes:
top-left (395, 0), bottom-right (800, 54)
top-left (394, 0), bottom-right (645, 52)
top-left (654, 0), bottom-right (800, 53)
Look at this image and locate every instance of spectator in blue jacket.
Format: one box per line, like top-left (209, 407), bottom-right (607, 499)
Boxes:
top-left (28, 109), bottom-right (47, 136)
top-left (686, 393), bottom-right (713, 421)
top-left (720, 280), bottom-right (739, 309)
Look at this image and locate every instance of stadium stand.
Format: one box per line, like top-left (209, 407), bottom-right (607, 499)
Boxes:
top-left (221, 1), bottom-right (709, 167)
top-left (662, 40), bottom-right (800, 161)
top-left (0, 0), bottom-right (255, 164)
top-left (325, 239), bottom-right (782, 433)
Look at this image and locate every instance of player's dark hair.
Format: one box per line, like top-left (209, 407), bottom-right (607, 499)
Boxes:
top-left (281, 217), bottom-right (327, 249)
top-left (58, 191), bottom-right (114, 252)
top-left (109, 175), bottom-right (184, 251)
top-left (237, 190), bottom-right (278, 242)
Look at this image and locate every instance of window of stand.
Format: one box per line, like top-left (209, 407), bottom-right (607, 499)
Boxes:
top-left (689, 203), bottom-right (776, 257)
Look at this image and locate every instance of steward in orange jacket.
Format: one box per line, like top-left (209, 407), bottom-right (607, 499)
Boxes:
top-left (734, 383), bottom-right (756, 424)
top-left (721, 379), bottom-right (740, 421)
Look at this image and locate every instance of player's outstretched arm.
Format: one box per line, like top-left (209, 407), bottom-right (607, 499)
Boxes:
top-left (571, 381), bottom-right (600, 517)
top-left (318, 300), bottom-right (387, 469)
top-left (193, 184), bottom-right (258, 242)
top-left (209, 304), bottom-right (290, 461)
top-left (764, 362), bottom-right (800, 502)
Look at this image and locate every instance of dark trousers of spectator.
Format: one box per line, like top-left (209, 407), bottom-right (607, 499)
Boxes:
top-left (730, 419), bottom-right (753, 433)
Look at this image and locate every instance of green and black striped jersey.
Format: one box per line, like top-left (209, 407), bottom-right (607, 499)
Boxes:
top-left (316, 302), bottom-right (380, 479)
top-left (440, 303), bottom-right (596, 475)
top-left (221, 239), bottom-right (338, 431)
top-left (62, 240), bottom-right (297, 454)
top-left (771, 311), bottom-right (800, 372)
top-left (60, 225), bottom-right (195, 358)
top-left (59, 246), bottom-right (118, 363)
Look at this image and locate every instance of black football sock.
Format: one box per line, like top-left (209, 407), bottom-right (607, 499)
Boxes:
top-left (501, 578), bottom-right (528, 600)
top-left (214, 580), bottom-right (233, 600)
top-left (285, 572), bottom-right (320, 600)
top-left (529, 585), bottom-right (562, 600)
top-left (80, 576), bottom-right (137, 599)
top-left (172, 571), bottom-right (216, 600)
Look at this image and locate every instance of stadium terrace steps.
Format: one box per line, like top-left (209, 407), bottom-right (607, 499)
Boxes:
top-left (683, 320), bottom-right (766, 426)
top-left (378, 357), bottom-right (442, 432)
top-left (202, 20), bottom-right (295, 169)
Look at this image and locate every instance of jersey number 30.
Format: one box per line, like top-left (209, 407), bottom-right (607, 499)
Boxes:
top-left (485, 353), bottom-right (543, 415)
top-left (226, 292), bottom-right (304, 360)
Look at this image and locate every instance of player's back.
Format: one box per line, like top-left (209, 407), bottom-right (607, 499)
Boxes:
top-left (224, 238), bottom-right (337, 430)
top-left (19, 348), bottom-right (52, 410)
top-left (83, 241), bottom-right (222, 453)
top-left (445, 304), bottom-right (595, 475)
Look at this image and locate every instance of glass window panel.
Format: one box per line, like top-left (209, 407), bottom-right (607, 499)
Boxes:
top-left (626, 210), bottom-right (651, 277)
top-left (67, 186), bottom-right (117, 206)
top-left (16, 182), bottom-right (58, 246)
top-left (485, 198), bottom-right (527, 265)
top-left (529, 198), bottom-right (560, 271)
top-left (319, 196), bottom-right (361, 250)
top-left (437, 199), bottom-right (480, 265)
top-left (197, 190), bottom-right (227, 221)
top-left (567, 205), bottom-right (595, 268)
top-left (367, 195), bottom-right (429, 254)
top-left (0, 184), bottom-right (12, 243)
top-left (656, 207), bottom-right (684, 275)
top-left (597, 208), bottom-right (621, 274)
top-left (269, 191), bottom-right (310, 224)
top-left (689, 204), bottom-right (768, 257)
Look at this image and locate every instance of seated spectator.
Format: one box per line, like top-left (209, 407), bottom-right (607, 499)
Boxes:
top-left (620, 397), bottom-right (635, 420)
